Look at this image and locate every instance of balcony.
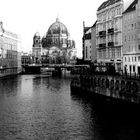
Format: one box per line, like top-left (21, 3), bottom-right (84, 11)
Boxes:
top-left (108, 28), bottom-right (114, 34)
top-left (99, 43), bottom-right (106, 49)
top-left (108, 42), bottom-right (114, 47)
top-left (99, 31), bottom-right (106, 37)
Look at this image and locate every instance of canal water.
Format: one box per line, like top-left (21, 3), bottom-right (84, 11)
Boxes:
top-left (0, 74), bottom-right (140, 140)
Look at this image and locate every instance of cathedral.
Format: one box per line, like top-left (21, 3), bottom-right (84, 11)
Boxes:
top-left (32, 18), bottom-right (77, 64)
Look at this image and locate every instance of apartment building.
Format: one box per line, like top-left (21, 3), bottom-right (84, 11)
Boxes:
top-left (91, 21), bottom-right (97, 62)
top-left (123, 0), bottom-right (140, 75)
top-left (96, 0), bottom-right (123, 72)
top-left (82, 22), bottom-right (92, 62)
top-left (0, 21), bottom-right (21, 77)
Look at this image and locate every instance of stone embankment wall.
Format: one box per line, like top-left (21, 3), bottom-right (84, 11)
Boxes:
top-left (71, 74), bottom-right (140, 104)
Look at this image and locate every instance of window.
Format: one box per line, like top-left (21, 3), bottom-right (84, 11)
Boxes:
top-left (129, 65), bottom-right (132, 72)
top-left (132, 24), bottom-right (133, 29)
top-left (138, 56), bottom-right (140, 61)
top-left (133, 65), bottom-right (135, 72)
top-left (139, 45), bottom-right (140, 50)
top-left (124, 36), bottom-right (126, 42)
top-left (135, 23), bottom-right (137, 29)
top-left (86, 46), bottom-right (88, 59)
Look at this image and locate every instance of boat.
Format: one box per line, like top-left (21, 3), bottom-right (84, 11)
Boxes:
top-left (40, 67), bottom-right (53, 76)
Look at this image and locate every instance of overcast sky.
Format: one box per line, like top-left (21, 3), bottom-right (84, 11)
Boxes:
top-left (0, 0), bottom-right (133, 58)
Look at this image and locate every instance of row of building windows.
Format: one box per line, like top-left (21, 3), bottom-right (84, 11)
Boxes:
top-left (125, 65), bottom-right (136, 73)
top-left (124, 23), bottom-right (137, 32)
top-left (0, 50), bottom-right (18, 59)
top-left (0, 36), bottom-right (17, 44)
top-left (98, 48), bottom-right (121, 59)
top-left (123, 45), bottom-right (140, 53)
top-left (96, 34), bottom-right (120, 44)
top-left (0, 43), bottom-right (17, 51)
top-left (124, 56), bottom-right (140, 62)
top-left (97, 5), bottom-right (122, 22)
top-left (46, 38), bottom-right (68, 45)
top-left (0, 68), bottom-right (17, 74)
top-left (0, 60), bottom-right (18, 68)
top-left (124, 34), bottom-right (137, 42)
top-left (97, 18), bottom-right (121, 32)
top-left (123, 12), bottom-right (135, 21)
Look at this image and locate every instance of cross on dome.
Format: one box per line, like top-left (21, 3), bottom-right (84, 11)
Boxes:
top-left (56, 13), bottom-right (60, 22)
top-left (56, 17), bottom-right (59, 22)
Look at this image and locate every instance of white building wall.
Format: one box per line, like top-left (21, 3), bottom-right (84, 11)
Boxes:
top-left (0, 22), bottom-right (22, 76)
top-left (122, 0), bottom-right (140, 75)
top-left (84, 39), bottom-right (91, 61)
top-left (91, 24), bottom-right (97, 62)
top-left (96, 0), bottom-right (123, 72)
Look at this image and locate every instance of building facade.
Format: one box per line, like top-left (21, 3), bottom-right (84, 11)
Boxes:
top-left (21, 52), bottom-right (33, 66)
top-left (32, 32), bottom-right (42, 64)
top-left (0, 21), bottom-right (21, 77)
top-left (123, 0), bottom-right (140, 75)
top-left (123, 0), bottom-right (139, 75)
top-left (82, 22), bottom-right (92, 63)
top-left (84, 28), bottom-right (92, 61)
top-left (96, 0), bottom-right (123, 72)
top-left (32, 18), bottom-right (77, 64)
top-left (91, 21), bottom-right (97, 62)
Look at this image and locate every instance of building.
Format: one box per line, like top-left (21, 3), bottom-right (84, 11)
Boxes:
top-left (21, 52), bottom-right (33, 66)
top-left (0, 21), bottom-right (21, 77)
top-left (91, 21), bottom-right (97, 62)
top-left (32, 18), bottom-right (77, 64)
top-left (82, 22), bottom-right (92, 63)
top-left (82, 21), bottom-right (97, 63)
top-left (123, 0), bottom-right (140, 75)
top-left (96, 0), bottom-right (123, 72)
top-left (32, 32), bottom-right (42, 64)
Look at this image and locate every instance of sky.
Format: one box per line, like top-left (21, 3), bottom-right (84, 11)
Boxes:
top-left (0, 0), bottom-right (133, 58)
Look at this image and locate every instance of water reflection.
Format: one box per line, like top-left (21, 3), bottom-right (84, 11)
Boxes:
top-left (0, 76), bottom-right (20, 97)
top-left (0, 75), bottom-right (140, 139)
top-left (71, 94), bottom-right (140, 140)
top-left (19, 75), bottom-right (35, 99)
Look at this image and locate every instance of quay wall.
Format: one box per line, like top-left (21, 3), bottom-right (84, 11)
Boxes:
top-left (71, 74), bottom-right (140, 104)
top-left (0, 67), bottom-right (21, 78)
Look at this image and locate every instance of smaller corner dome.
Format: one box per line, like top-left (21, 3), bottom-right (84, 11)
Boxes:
top-left (34, 32), bottom-right (40, 38)
top-left (47, 18), bottom-right (68, 36)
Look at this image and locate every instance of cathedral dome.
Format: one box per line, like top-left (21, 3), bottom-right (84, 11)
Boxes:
top-left (47, 18), bottom-right (68, 36)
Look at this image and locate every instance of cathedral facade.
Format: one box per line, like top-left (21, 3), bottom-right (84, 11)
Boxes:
top-left (32, 18), bottom-right (76, 64)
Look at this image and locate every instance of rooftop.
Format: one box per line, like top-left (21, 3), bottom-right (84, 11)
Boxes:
top-left (123, 0), bottom-right (138, 14)
top-left (97, 0), bottom-right (121, 11)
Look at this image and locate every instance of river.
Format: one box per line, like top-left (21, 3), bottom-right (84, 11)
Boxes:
top-left (0, 74), bottom-right (140, 140)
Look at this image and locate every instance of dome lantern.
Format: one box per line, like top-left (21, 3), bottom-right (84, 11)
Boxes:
top-left (56, 17), bottom-right (59, 22)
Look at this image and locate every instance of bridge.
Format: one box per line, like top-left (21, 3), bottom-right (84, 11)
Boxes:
top-left (21, 63), bottom-right (89, 75)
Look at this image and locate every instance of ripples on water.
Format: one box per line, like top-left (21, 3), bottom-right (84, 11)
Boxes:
top-left (0, 75), bottom-right (140, 140)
